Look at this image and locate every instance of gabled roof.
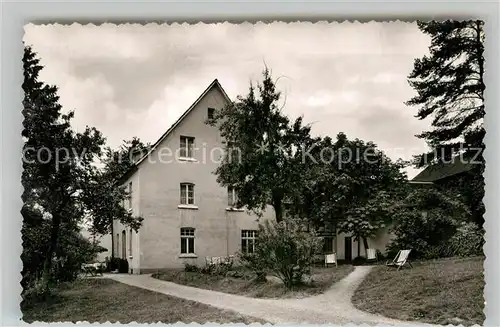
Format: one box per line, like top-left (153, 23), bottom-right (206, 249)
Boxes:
top-left (411, 160), bottom-right (475, 183)
top-left (118, 79), bottom-right (232, 183)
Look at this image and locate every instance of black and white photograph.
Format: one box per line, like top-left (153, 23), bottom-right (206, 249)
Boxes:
top-left (21, 21), bottom-right (485, 325)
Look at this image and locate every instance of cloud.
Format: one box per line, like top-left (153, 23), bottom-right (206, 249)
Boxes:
top-left (23, 22), bottom-right (431, 177)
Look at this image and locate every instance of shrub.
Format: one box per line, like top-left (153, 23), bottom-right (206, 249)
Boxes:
top-left (21, 279), bottom-right (52, 307)
top-left (108, 257), bottom-right (129, 273)
top-left (449, 222), bottom-right (484, 257)
top-left (238, 252), bottom-right (267, 282)
top-left (387, 188), bottom-right (471, 260)
top-left (240, 219), bottom-right (322, 289)
top-left (375, 249), bottom-right (386, 261)
top-left (184, 263), bottom-right (199, 272)
top-left (200, 258), bottom-right (233, 276)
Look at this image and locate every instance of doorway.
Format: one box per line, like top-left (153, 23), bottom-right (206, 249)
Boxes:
top-left (344, 236), bottom-right (352, 262)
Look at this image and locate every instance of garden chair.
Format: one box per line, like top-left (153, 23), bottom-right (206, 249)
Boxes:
top-left (324, 253), bottom-right (338, 267)
top-left (386, 249), bottom-right (413, 270)
top-left (366, 248), bottom-right (378, 263)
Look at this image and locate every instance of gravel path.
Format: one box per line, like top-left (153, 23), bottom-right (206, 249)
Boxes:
top-left (107, 266), bottom-right (436, 325)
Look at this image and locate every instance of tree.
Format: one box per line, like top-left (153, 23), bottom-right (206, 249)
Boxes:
top-left (207, 68), bottom-right (312, 222)
top-left (287, 133), bottom-right (408, 253)
top-left (406, 20), bottom-right (485, 225)
top-left (22, 46), bottom-right (143, 288)
top-left (86, 138), bottom-right (149, 258)
top-left (387, 186), bottom-right (471, 259)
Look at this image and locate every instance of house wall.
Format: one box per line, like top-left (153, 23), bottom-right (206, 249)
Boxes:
top-left (135, 86), bottom-right (274, 271)
top-left (113, 171), bottom-right (141, 273)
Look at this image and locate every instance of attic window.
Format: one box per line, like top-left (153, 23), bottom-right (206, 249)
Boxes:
top-left (208, 107), bottom-right (215, 120)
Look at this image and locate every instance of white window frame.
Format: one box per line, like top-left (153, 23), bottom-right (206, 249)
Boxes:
top-left (241, 230), bottom-right (258, 254)
top-left (180, 183), bottom-right (195, 205)
top-left (180, 227), bottom-right (195, 254)
top-left (179, 136), bottom-right (195, 159)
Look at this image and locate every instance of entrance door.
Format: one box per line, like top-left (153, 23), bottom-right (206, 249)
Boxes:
top-left (344, 236), bottom-right (352, 262)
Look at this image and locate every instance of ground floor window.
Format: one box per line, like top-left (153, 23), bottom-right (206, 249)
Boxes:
top-left (129, 229), bottom-right (133, 257)
top-left (180, 227), bottom-right (195, 254)
top-left (116, 233), bottom-right (119, 257)
top-left (121, 230), bottom-right (126, 259)
top-left (241, 230), bottom-right (258, 254)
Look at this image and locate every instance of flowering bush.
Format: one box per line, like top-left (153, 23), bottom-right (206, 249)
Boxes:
top-left (239, 219), bottom-right (322, 288)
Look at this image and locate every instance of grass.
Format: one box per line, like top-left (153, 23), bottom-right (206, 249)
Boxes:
top-left (21, 278), bottom-right (266, 324)
top-left (352, 256), bottom-right (485, 326)
top-left (153, 265), bottom-right (354, 299)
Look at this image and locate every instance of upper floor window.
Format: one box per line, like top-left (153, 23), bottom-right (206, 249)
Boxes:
top-left (180, 136), bottom-right (195, 158)
top-left (228, 186), bottom-right (239, 207)
top-left (180, 183), bottom-right (195, 205)
top-left (207, 107), bottom-right (215, 120)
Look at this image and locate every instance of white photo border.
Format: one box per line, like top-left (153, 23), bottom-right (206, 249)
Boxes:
top-left (1, 1), bottom-right (498, 326)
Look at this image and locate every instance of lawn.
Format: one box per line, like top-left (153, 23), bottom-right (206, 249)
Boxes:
top-left (22, 278), bottom-right (266, 324)
top-left (352, 256), bottom-right (485, 326)
top-left (153, 265), bottom-right (354, 299)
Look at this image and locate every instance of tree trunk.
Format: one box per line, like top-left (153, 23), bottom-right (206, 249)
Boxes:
top-left (41, 213), bottom-right (61, 288)
top-left (362, 236), bottom-right (369, 254)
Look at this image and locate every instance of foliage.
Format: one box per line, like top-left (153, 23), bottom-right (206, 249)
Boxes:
top-left (407, 20), bottom-right (485, 164)
top-left (21, 203), bottom-right (99, 292)
top-left (387, 187), bottom-right (470, 259)
top-left (239, 219), bottom-right (322, 288)
top-left (107, 258), bottom-right (129, 273)
top-left (406, 20), bottom-right (485, 226)
top-left (207, 68), bottom-right (313, 222)
top-left (286, 133), bottom-right (408, 251)
top-left (449, 222), bottom-right (484, 257)
top-left (21, 279), bottom-right (53, 306)
top-left (85, 138), bottom-right (149, 239)
top-left (184, 263), bottom-right (200, 273)
top-left (238, 252), bottom-right (267, 283)
top-left (22, 45), bottom-right (143, 288)
top-left (200, 258), bottom-right (234, 276)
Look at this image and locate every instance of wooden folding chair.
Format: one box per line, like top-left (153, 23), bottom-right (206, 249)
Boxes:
top-left (386, 249), bottom-right (413, 270)
top-left (324, 253), bottom-right (338, 267)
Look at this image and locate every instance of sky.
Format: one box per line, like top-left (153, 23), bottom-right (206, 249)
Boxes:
top-left (23, 22), bottom-right (431, 178)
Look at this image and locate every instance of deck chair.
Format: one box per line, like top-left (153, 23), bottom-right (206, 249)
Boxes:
top-left (386, 249), bottom-right (413, 270)
top-left (324, 253), bottom-right (338, 267)
top-left (366, 248), bottom-right (378, 263)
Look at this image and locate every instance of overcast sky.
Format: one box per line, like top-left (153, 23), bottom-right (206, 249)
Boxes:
top-left (24, 22), bottom-right (431, 178)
